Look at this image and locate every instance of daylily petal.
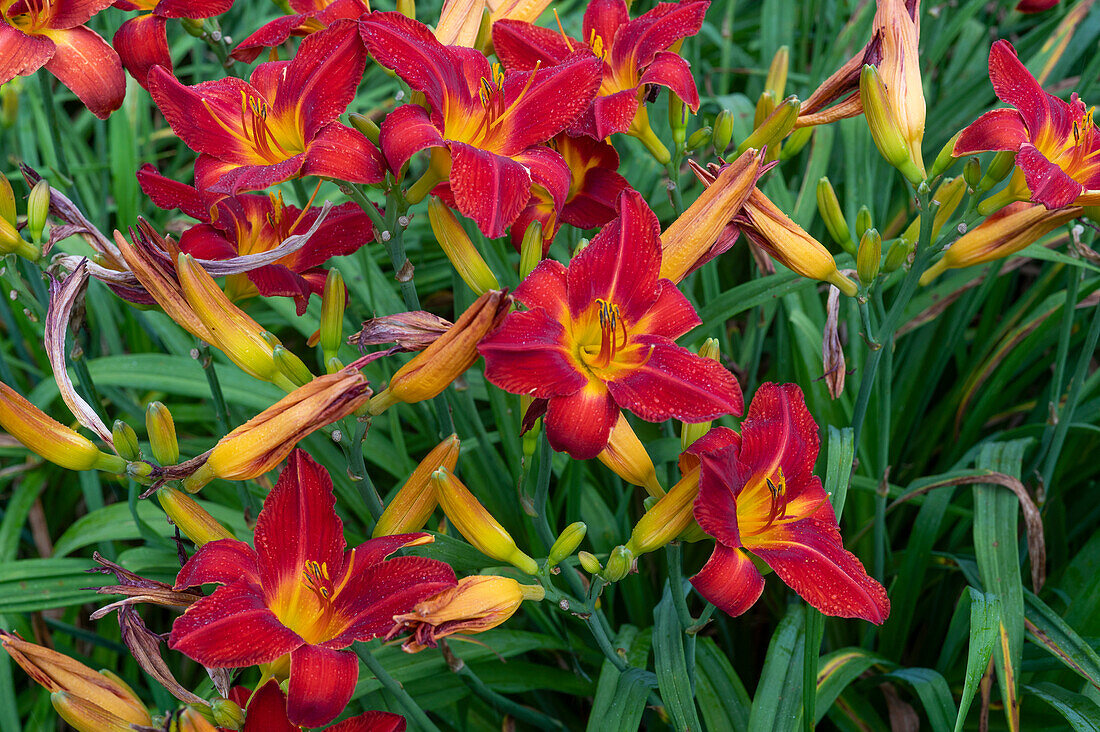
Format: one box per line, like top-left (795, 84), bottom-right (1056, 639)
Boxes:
top-left (0, 25), bottom-right (53, 84)
top-left (194, 154), bottom-right (238, 192)
top-left (606, 337), bottom-right (743, 422)
top-left (479, 307), bottom-right (587, 398)
top-left (241, 681), bottom-right (297, 732)
top-left (1016, 143), bottom-right (1084, 209)
top-left (360, 12), bottom-right (465, 112)
top-left (175, 538), bottom-right (261, 588)
top-left (278, 202), bottom-right (374, 271)
top-left (114, 15), bottom-right (171, 88)
top-left (570, 88), bottom-right (639, 139)
top-left (206, 156), bottom-right (307, 195)
top-left (750, 516), bottom-right (890, 624)
top-left (736, 382), bottom-right (819, 497)
top-left (953, 108), bottom-right (1028, 155)
top-left (689, 543), bottom-right (764, 618)
top-left (155, 0), bottom-right (233, 18)
top-left (286, 644), bottom-right (358, 728)
top-left (560, 166), bottom-right (629, 229)
top-left (491, 19), bottom-right (573, 71)
top-left (170, 582), bottom-right (303, 667)
top-left (348, 532), bottom-right (436, 569)
top-left (513, 257), bottom-right (568, 317)
top-left (638, 50), bottom-right (698, 110)
top-left (378, 103), bottom-right (445, 174)
top-left (302, 122), bottom-right (386, 184)
top-left (179, 224), bottom-right (242, 261)
top-left (447, 141), bottom-right (531, 239)
top-left (545, 382), bottom-right (618, 459)
top-left (247, 265), bottom-right (314, 314)
top-left (582, 0), bottom-right (629, 53)
top-left (691, 438), bottom-right (741, 548)
top-left (630, 279), bottom-right (701, 340)
top-left (988, 39), bottom-right (1060, 136)
top-left (496, 56), bottom-right (603, 153)
top-left (515, 146), bottom-right (571, 209)
top-left (329, 711), bottom-right (407, 732)
top-left (42, 26), bottom-right (124, 119)
top-left (137, 165), bottom-right (212, 222)
top-left (611, 0), bottom-right (708, 70)
top-left (147, 68), bottom-right (258, 159)
top-left (232, 14), bottom-right (316, 63)
top-left (43, 0), bottom-right (114, 28)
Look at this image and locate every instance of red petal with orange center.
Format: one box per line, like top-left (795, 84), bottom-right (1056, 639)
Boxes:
top-left (631, 279), bottom-right (701, 339)
top-left (495, 56), bottom-right (603, 153)
top-left (206, 156), bottom-right (307, 195)
top-left (41, 0), bottom-right (115, 28)
top-left (513, 258), bottom-right (569, 318)
top-left (0, 25), bottom-right (53, 84)
top-left (545, 382), bottom-right (619, 459)
top-left (1016, 143), bottom-right (1085, 209)
top-left (639, 50), bottom-right (699, 110)
top-left (953, 107), bottom-right (1028, 155)
top-left (491, 19), bottom-right (573, 71)
top-left (988, 39), bottom-right (1072, 140)
top-left (689, 543), bottom-right (764, 617)
top-left (514, 146), bottom-right (571, 210)
top-left (737, 382), bottom-right (819, 496)
top-left (241, 681), bottom-right (297, 732)
top-left (155, 0), bottom-right (233, 18)
top-left (329, 711), bottom-right (407, 732)
top-left (137, 165), bottom-right (212, 221)
top-left (447, 141), bottom-right (531, 239)
top-left (360, 12), bottom-right (464, 113)
top-left (287, 644), bottom-right (358, 727)
top-left (479, 308), bottom-right (587, 398)
top-left (582, 0), bottom-right (629, 52)
top-left (147, 68), bottom-right (260, 160)
top-left (175, 538), bottom-right (261, 588)
top-left (302, 122), bottom-right (386, 184)
top-left (114, 14), bottom-right (170, 87)
top-left (610, 0), bottom-right (709, 70)
top-left (379, 103), bottom-right (446, 174)
top-left (561, 166), bottom-right (629, 229)
top-left (570, 89), bottom-right (638, 139)
top-left (42, 26), bottom-right (124, 119)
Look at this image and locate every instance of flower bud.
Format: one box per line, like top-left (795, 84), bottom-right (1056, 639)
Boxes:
top-left (577, 551), bottom-right (602, 574)
top-left (977, 150), bottom-right (1017, 193)
top-left (211, 698), bottom-right (245, 730)
top-left (930, 131), bottom-right (962, 178)
top-left (320, 269), bottom-right (346, 363)
top-left (0, 381), bottom-right (123, 472)
top-left (779, 125), bottom-right (812, 160)
top-left (0, 172), bottom-right (15, 225)
top-left (597, 413), bottom-right (663, 498)
top-left (686, 126), bottom-right (712, 151)
top-left (963, 157), bottom-right (982, 190)
top-left (272, 345), bottom-right (314, 387)
top-left (859, 65), bottom-right (924, 184)
top-left (753, 90), bottom-right (776, 130)
top-left (433, 467), bottom-right (538, 573)
top-left (428, 198), bottom-right (499, 295)
top-left (373, 434), bottom-right (461, 537)
top-left (601, 545), bottom-right (635, 582)
top-left (396, 0), bottom-right (415, 18)
top-left (625, 467), bottom-right (701, 556)
top-left (547, 522), bottom-right (587, 568)
top-left (681, 340), bottom-right (720, 450)
top-left (27, 179), bottom-right (49, 243)
top-left (856, 228), bottom-right (882, 285)
top-left (145, 401), bottom-right (178, 466)
top-left (170, 707), bottom-right (219, 732)
top-left (52, 692), bottom-right (141, 732)
top-left (112, 420), bottom-right (141, 461)
top-left (765, 45), bottom-right (789, 99)
top-left (349, 114), bottom-right (381, 145)
top-left (518, 219), bottom-right (544, 279)
top-left (668, 94), bottom-right (688, 147)
top-left (737, 95), bottom-right (800, 156)
top-left (370, 290), bottom-right (510, 412)
top-left (855, 205), bottom-right (873, 240)
top-left (816, 177), bottom-right (854, 254)
top-left (158, 485), bottom-right (235, 546)
top-left (0, 215), bottom-right (37, 260)
top-left (0, 79), bottom-right (17, 129)
top-left (712, 110), bottom-right (733, 152)
top-left (883, 239), bottom-right (911, 273)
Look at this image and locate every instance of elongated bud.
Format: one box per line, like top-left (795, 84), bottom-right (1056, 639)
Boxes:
top-left (779, 125), bottom-right (812, 160)
top-left (52, 692), bottom-right (140, 732)
top-left (931, 131), bottom-right (962, 178)
top-left (816, 177), bottom-right (854, 254)
top-left (145, 401), bottom-right (178, 465)
top-left (273, 345), bottom-right (314, 387)
top-left (977, 150), bottom-right (1017, 193)
top-left (180, 17), bottom-right (204, 36)
top-left (963, 157), bottom-right (982, 190)
top-left (27, 179), bottom-right (49, 243)
top-left (0, 216), bottom-right (37, 259)
top-left (432, 467), bottom-right (538, 574)
top-left (320, 269), bottom-right (345, 363)
top-left (712, 110), bottom-right (733, 153)
top-left (0, 381), bottom-right (123, 472)
top-left (577, 551), bottom-right (601, 574)
top-left (669, 94), bottom-right (688, 147)
top-left (396, 0), bottom-right (414, 18)
top-left (0, 80), bottom-right (17, 129)
top-left (932, 176), bottom-right (967, 239)
top-left (158, 486), bottom-right (235, 546)
top-left (112, 420), bottom-right (141, 461)
top-left (765, 46), bottom-right (789, 98)
top-left (326, 356), bottom-right (344, 374)
top-left (373, 434), bottom-right (460, 537)
top-left (686, 126), bottom-right (712, 151)
top-left (170, 708), bottom-right (219, 732)
top-left (855, 206), bottom-right (873, 240)
top-left (518, 219), bottom-right (543, 280)
top-left (0, 173), bottom-right (14, 226)
top-left (597, 414), bottom-right (663, 498)
top-left (753, 90), bottom-right (776, 130)
top-left (859, 65), bottom-right (924, 184)
top-left (625, 466), bottom-right (701, 555)
top-left (738, 96), bottom-right (800, 155)
top-left (601, 545), bottom-right (634, 582)
top-left (883, 239), bottom-right (910, 273)
top-left (210, 698), bottom-right (245, 730)
top-left (349, 114), bottom-right (381, 145)
top-left (428, 198), bottom-right (499, 295)
top-left (856, 228), bottom-right (882, 285)
top-left (370, 290), bottom-right (510, 412)
top-left (547, 522), bottom-right (587, 567)
top-left (681, 340), bottom-right (720, 450)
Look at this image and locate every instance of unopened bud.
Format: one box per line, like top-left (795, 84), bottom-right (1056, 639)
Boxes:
top-left (753, 90), bottom-right (776, 130)
top-left (320, 269), bottom-right (345, 363)
top-left (577, 551), bottom-right (602, 574)
top-left (27, 179), bottom-right (49, 243)
top-left (855, 206), bottom-right (873, 240)
top-left (112, 420), bottom-right (141, 461)
top-left (712, 110), bottom-right (733, 153)
top-left (738, 95), bottom-right (799, 155)
top-left (601, 545), bottom-right (634, 582)
top-left (668, 94), bottom-right (688, 147)
top-left (963, 157), bottom-right (982, 190)
top-left (52, 692), bottom-right (141, 732)
top-left (518, 219), bottom-right (543, 280)
top-left (856, 228), bottom-right (882, 285)
top-left (687, 126), bottom-right (712, 151)
top-left (158, 486), bottom-right (235, 546)
top-left (170, 707), bottom-right (218, 732)
top-left (816, 177), bottom-right (854, 254)
top-left (0, 216), bottom-right (37, 260)
top-left (145, 401), bottom-right (178, 465)
top-left (765, 45), bottom-right (789, 99)
top-left (396, 0), bottom-right (414, 18)
top-left (428, 198), bottom-right (498, 295)
top-left (326, 356), bottom-right (344, 375)
top-left (432, 467), bottom-right (538, 574)
top-left (0, 173), bottom-right (14, 226)
top-left (597, 414), bottom-right (663, 498)
top-left (210, 698), bottom-right (245, 729)
top-left (977, 150), bottom-right (1016, 193)
top-left (860, 65), bottom-right (924, 184)
top-left (625, 468), bottom-right (701, 556)
top-left (273, 345), bottom-right (314, 387)
top-left (930, 131), bottom-right (962, 178)
top-left (180, 17), bottom-right (204, 36)
top-left (373, 434), bottom-right (460, 537)
top-left (547, 522), bottom-right (587, 567)
top-left (779, 125), bottom-right (812, 160)
top-left (0, 80), bottom-right (17, 129)
top-left (0, 381), bottom-right (122, 472)
top-left (349, 114), bottom-right (381, 145)
top-left (883, 239), bottom-right (911, 273)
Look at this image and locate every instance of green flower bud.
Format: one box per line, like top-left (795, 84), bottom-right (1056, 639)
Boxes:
top-left (686, 126), bottom-right (713, 152)
top-left (962, 157), bottom-right (982, 190)
top-left (856, 228), bottom-right (882, 285)
top-left (816, 177), bottom-right (854, 254)
top-left (112, 420), bottom-right (141, 461)
top-left (883, 238), bottom-right (911, 273)
top-left (859, 65), bottom-right (924, 184)
top-left (519, 219), bottom-right (544, 280)
top-left (779, 125), bottom-right (813, 160)
top-left (855, 205), bottom-right (873, 240)
top-left (320, 268), bottom-right (345, 363)
top-left (145, 401), bottom-right (178, 466)
top-left (712, 110), bottom-right (733, 153)
top-left (930, 131), bottom-right (961, 178)
top-left (577, 551), bottom-right (602, 574)
top-left (27, 179), bottom-right (49, 243)
top-left (738, 95), bottom-right (799, 156)
top-left (765, 45), bottom-right (789, 99)
top-left (668, 94), bottom-right (688, 147)
top-left (977, 150), bottom-right (1016, 193)
top-left (211, 698), bottom-right (245, 730)
top-left (272, 345), bottom-right (314, 387)
top-left (601, 545), bottom-right (635, 582)
top-left (547, 522), bottom-right (587, 567)
top-left (349, 113), bottom-right (381, 145)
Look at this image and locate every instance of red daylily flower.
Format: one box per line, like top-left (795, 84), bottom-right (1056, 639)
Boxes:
top-left (137, 164), bottom-right (373, 314)
top-left (689, 382), bottom-right (889, 623)
top-left (228, 680), bottom-right (405, 731)
top-left (230, 0), bottom-right (368, 63)
top-left (478, 189), bottom-right (742, 459)
top-left (169, 450), bottom-right (456, 728)
top-left (493, 0), bottom-right (709, 140)
top-left (113, 0), bottom-right (233, 87)
top-left (510, 132), bottom-right (631, 252)
top-left (0, 0), bottom-right (124, 118)
top-left (148, 20), bottom-right (384, 196)
top-left (360, 11), bottom-right (602, 238)
top-left (1016, 0), bottom-right (1058, 11)
top-left (954, 40), bottom-right (1100, 209)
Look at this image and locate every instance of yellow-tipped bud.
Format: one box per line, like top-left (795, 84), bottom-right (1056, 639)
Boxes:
top-left (779, 125), bottom-right (812, 160)
top-left (272, 345), bottom-right (314, 387)
top-left (816, 177), bottom-right (854, 254)
top-left (856, 228), bottom-right (882, 285)
top-left (396, 0), bottom-right (414, 18)
top-left (547, 522), bottom-right (587, 567)
top-left (601, 545), bottom-right (635, 582)
top-left (432, 467), bottom-right (538, 574)
top-left (577, 551), bottom-right (602, 574)
top-left (170, 707), bottom-right (219, 732)
top-left (52, 692), bottom-right (142, 732)
top-left (859, 65), bottom-right (924, 184)
top-left (0, 381), bottom-right (123, 472)
top-left (158, 486), bottom-right (235, 546)
top-left (27, 179), bottom-right (49, 243)
top-left (681, 340), bottom-right (720, 450)
top-left (738, 95), bottom-right (800, 155)
top-left (712, 109), bottom-right (734, 153)
top-left (429, 198), bottom-right (499, 295)
top-left (855, 206), bottom-right (873, 240)
top-left (0, 173), bottom-right (15, 225)
top-left (112, 420), bottom-right (141, 461)
top-left (0, 215), bottom-right (37, 259)
top-left (373, 434), bottom-right (461, 537)
top-left (883, 239), bottom-right (911, 273)
top-left (320, 269), bottom-right (346, 363)
top-left (625, 466), bottom-right (701, 556)
top-left (669, 94), bottom-right (688, 147)
top-left (369, 290), bottom-right (510, 412)
top-left (597, 414), bottom-right (663, 498)
top-left (349, 114), bottom-right (381, 145)
top-left (518, 219), bottom-right (544, 280)
top-left (931, 131), bottom-right (962, 178)
top-left (765, 45), bottom-right (790, 99)
top-left (145, 401), bottom-right (178, 465)
top-left (686, 126), bottom-right (712, 151)
top-left (753, 90), bottom-right (776, 130)
top-left (211, 698), bottom-right (245, 730)
top-left (977, 150), bottom-right (1017, 193)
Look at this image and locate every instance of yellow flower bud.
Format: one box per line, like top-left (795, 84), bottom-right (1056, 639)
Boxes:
top-left (0, 172), bottom-right (15, 225)
top-left (170, 707), bottom-right (219, 732)
top-left (27, 179), bottom-right (49, 243)
top-left (856, 228), bottom-right (882, 285)
top-left (681, 339), bottom-right (720, 450)
top-left (624, 466), bottom-right (702, 556)
top-left (930, 131), bottom-right (962, 178)
top-left (373, 434), bottom-right (461, 537)
top-left (428, 198), bottom-right (499, 295)
top-left (396, 0), bottom-right (415, 19)
top-left (112, 420), bottom-right (141, 461)
top-left (577, 551), bottom-right (602, 574)
top-left (320, 268), bottom-right (346, 363)
top-left (601, 545), bottom-right (635, 582)
top-left (686, 126), bottom-right (712, 152)
top-left (349, 114), bottom-right (381, 145)
top-left (597, 413), bottom-right (663, 498)
top-left (432, 467), bottom-right (538, 574)
top-left (977, 150), bottom-right (1017, 193)
top-left (145, 401), bottom-right (179, 466)
top-left (738, 96), bottom-right (800, 156)
top-left (859, 65), bottom-right (924, 184)
top-left (712, 109), bottom-right (733, 153)
top-left (272, 345), bottom-right (314, 387)
top-left (547, 521), bottom-right (587, 567)
top-left (211, 698), bottom-right (245, 730)
top-left (518, 219), bottom-right (544, 280)
top-left (855, 206), bottom-right (873, 241)
top-left (158, 486), bottom-right (235, 546)
top-left (0, 215), bottom-right (37, 259)
top-left (816, 177), bottom-right (854, 254)
top-left (766, 45), bottom-right (789, 98)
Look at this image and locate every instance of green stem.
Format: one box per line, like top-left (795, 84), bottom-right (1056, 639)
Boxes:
top-left (37, 72), bottom-right (85, 213)
top-left (666, 542), bottom-right (696, 691)
top-left (346, 420), bottom-right (384, 525)
top-left (355, 642), bottom-right (440, 732)
top-left (198, 345), bottom-right (230, 434)
top-left (666, 159), bottom-right (684, 217)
